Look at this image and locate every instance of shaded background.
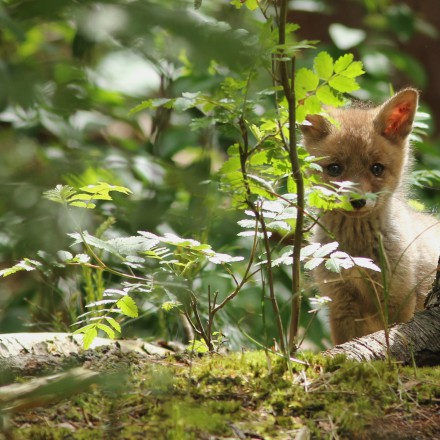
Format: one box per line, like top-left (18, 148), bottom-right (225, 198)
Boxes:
top-left (293, 0), bottom-right (440, 133)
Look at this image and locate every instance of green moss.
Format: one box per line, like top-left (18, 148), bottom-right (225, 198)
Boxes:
top-left (8, 351), bottom-right (440, 439)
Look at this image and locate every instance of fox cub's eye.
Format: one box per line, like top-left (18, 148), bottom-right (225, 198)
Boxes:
top-left (326, 163), bottom-right (343, 177)
top-left (371, 163), bottom-right (385, 177)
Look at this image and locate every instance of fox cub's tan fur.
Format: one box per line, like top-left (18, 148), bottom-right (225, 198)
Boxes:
top-left (301, 89), bottom-right (440, 345)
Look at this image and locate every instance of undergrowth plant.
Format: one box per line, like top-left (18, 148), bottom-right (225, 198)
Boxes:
top-left (0, 1), bottom-right (379, 354)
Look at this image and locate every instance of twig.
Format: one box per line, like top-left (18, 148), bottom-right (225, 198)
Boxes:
top-left (277, 0), bottom-right (305, 352)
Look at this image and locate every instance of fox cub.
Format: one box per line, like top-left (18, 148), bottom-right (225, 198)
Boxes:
top-left (301, 89), bottom-right (440, 345)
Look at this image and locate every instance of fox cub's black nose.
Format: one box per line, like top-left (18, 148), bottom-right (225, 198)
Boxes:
top-left (350, 199), bottom-right (366, 210)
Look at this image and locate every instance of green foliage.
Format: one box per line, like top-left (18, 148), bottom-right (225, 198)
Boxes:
top-left (73, 289), bottom-right (140, 349)
top-left (43, 183), bottom-right (132, 209)
top-left (410, 169), bottom-right (440, 188)
top-left (270, 241), bottom-right (380, 274)
top-left (0, 258), bottom-right (42, 277)
top-left (38, 187), bottom-right (246, 346)
top-left (230, 0), bottom-right (259, 10)
top-left (117, 295), bottom-right (139, 318)
top-left (296, 52), bottom-right (364, 122)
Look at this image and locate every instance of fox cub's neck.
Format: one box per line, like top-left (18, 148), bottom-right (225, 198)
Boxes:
top-left (319, 201), bottom-right (400, 259)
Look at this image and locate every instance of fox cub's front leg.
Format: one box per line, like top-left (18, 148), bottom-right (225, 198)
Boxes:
top-left (324, 282), bottom-right (381, 345)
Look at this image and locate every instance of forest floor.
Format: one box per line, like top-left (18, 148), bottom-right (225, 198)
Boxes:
top-left (3, 346), bottom-right (440, 440)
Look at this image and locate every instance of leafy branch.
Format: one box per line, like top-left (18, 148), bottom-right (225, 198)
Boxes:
top-left (43, 183), bottom-right (132, 209)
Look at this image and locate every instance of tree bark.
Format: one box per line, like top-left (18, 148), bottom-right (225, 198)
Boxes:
top-left (0, 332), bottom-right (172, 379)
top-left (325, 307), bottom-right (440, 366)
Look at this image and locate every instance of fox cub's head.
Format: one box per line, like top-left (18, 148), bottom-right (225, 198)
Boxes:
top-left (301, 89), bottom-right (418, 217)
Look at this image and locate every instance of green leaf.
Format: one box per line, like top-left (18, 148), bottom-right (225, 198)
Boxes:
top-left (314, 52), bottom-right (333, 80)
top-left (174, 93), bottom-right (199, 112)
top-left (300, 243), bottom-right (321, 260)
top-left (230, 0), bottom-right (244, 9)
top-left (206, 252), bottom-right (244, 264)
top-left (46, 182), bottom-right (132, 210)
top-left (244, 0), bottom-right (258, 10)
top-left (410, 169), bottom-right (440, 188)
top-left (304, 257), bottom-right (324, 270)
top-left (69, 201), bottom-right (96, 209)
top-left (129, 98), bottom-right (173, 115)
top-left (117, 296), bottom-right (139, 318)
top-left (308, 189), bottom-right (334, 210)
top-left (352, 257), bottom-right (381, 272)
top-left (128, 100), bottom-right (153, 115)
top-left (83, 326), bottom-right (98, 350)
top-left (272, 248), bottom-right (293, 267)
top-left (325, 255), bottom-right (343, 273)
top-left (287, 176), bottom-right (297, 193)
top-left (107, 236), bottom-right (159, 256)
top-left (70, 193), bottom-right (112, 202)
top-left (188, 339), bottom-right (210, 353)
top-left (86, 299), bottom-right (118, 307)
top-left (340, 61), bottom-right (365, 78)
top-left (97, 323), bottom-right (115, 339)
top-left (316, 85), bottom-right (345, 106)
top-left (162, 301), bottom-right (182, 312)
top-left (261, 200), bottom-right (284, 213)
top-left (237, 219), bottom-right (257, 229)
top-left (219, 156), bottom-right (241, 174)
top-left (313, 242), bottom-right (339, 258)
top-left (106, 317), bottom-right (121, 333)
top-left (296, 105), bottom-right (307, 124)
top-left (68, 232), bottom-right (122, 257)
top-left (249, 150), bottom-right (270, 166)
top-left (247, 174), bottom-right (276, 199)
top-left (71, 253), bottom-right (91, 264)
top-left (408, 199), bottom-right (425, 211)
top-left (266, 220), bottom-right (290, 233)
top-left (328, 75), bottom-right (359, 93)
top-left (80, 182), bottom-right (132, 196)
top-left (43, 185), bottom-right (77, 205)
top-left (69, 202), bottom-right (96, 209)
top-left (303, 95), bottom-right (322, 115)
top-left (0, 258), bottom-right (42, 277)
top-left (295, 68), bottom-right (319, 100)
top-left (334, 54), bottom-right (354, 73)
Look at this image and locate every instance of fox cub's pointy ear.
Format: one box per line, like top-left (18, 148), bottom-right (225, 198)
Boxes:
top-left (300, 114), bottom-right (330, 141)
top-left (374, 88), bottom-right (418, 142)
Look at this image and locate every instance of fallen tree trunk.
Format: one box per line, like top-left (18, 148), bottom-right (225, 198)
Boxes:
top-left (0, 333), bottom-right (172, 379)
top-left (325, 307), bottom-right (440, 366)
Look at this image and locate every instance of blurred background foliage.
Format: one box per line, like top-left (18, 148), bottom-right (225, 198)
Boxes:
top-left (1, 0), bottom-right (439, 349)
